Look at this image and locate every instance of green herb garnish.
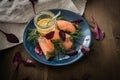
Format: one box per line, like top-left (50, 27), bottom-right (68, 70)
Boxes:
top-left (51, 39), bottom-right (65, 53)
top-left (27, 28), bottom-right (39, 45)
top-left (57, 15), bottom-right (66, 20)
top-left (70, 30), bottom-right (83, 39)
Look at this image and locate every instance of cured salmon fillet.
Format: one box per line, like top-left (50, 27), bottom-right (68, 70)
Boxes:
top-left (57, 20), bottom-right (76, 33)
top-left (51, 29), bottom-right (71, 40)
top-left (38, 37), bottom-right (56, 60)
top-left (63, 38), bottom-right (73, 50)
top-left (51, 29), bottom-right (73, 50)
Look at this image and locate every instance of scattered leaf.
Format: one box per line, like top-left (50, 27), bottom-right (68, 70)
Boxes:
top-left (29, 0), bottom-right (38, 14)
top-left (80, 45), bottom-right (90, 55)
top-left (44, 31), bottom-right (55, 39)
top-left (71, 19), bottom-right (83, 24)
top-left (0, 29), bottom-right (19, 43)
top-left (35, 43), bottom-right (42, 55)
top-left (22, 59), bottom-right (36, 67)
top-left (13, 52), bottom-right (36, 67)
top-left (59, 30), bottom-right (66, 41)
top-left (12, 52), bottom-right (22, 65)
top-left (91, 16), bottom-right (105, 41)
top-left (66, 49), bottom-right (78, 56)
top-left (12, 52), bottom-right (22, 80)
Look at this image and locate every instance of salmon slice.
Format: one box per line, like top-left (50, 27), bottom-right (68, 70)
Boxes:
top-left (51, 29), bottom-right (60, 40)
top-left (63, 38), bottom-right (73, 50)
top-left (38, 37), bottom-right (56, 60)
top-left (51, 29), bottom-right (71, 40)
top-left (57, 20), bottom-right (76, 33)
top-left (51, 29), bottom-right (72, 50)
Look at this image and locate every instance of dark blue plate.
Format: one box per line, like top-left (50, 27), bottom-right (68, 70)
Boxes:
top-left (23, 9), bottom-right (92, 66)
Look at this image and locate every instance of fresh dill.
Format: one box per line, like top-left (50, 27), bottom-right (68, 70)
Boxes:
top-left (27, 28), bottom-right (39, 45)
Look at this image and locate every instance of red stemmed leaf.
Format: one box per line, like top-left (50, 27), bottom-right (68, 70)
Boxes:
top-left (13, 52), bottom-right (36, 67)
top-left (80, 45), bottom-right (90, 55)
top-left (12, 52), bottom-right (22, 79)
top-left (59, 30), bottom-right (66, 41)
top-left (35, 42), bottom-right (42, 55)
top-left (0, 29), bottom-right (19, 43)
top-left (71, 19), bottom-right (83, 24)
top-left (91, 16), bottom-right (105, 41)
top-left (29, 0), bottom-right (38, 14)
top-left (12, 52), bottom-right (22, 65)
top-left (22, 59), bottom-right (36, 67)
top-left (66, 49), bottom-right (78, 56)
top-left (12, 52), bottom-right (36, 80)
top-left (44, 31), bottom-right (55, 39)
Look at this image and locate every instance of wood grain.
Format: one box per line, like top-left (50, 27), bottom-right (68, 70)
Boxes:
top-left (0, 0), bottom-right (120, 80)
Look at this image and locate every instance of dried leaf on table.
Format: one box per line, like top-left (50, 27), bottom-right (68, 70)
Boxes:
top-left (29, 0), bottom-right (38, 14)
top-left (91, 16), bottom-right (105, 41)
top-left (80, 45), bottom-right (90, 55)
top-left (22, 59), bottom-right (36, 67)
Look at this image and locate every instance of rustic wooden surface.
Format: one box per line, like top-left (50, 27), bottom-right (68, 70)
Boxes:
top-left (0, 0), bottom-right (120, 80)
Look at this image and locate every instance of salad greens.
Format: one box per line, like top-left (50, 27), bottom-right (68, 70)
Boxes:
top-left (27, 28), bottom-right (39, 45)
top-left (70, 30), bottom-right (83, 39)
top-left (51, 39), bottom-right (66, 54)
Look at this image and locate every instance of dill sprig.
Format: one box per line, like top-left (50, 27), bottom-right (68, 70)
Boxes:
top-left (27, 28), bottom-right (39, 45)
top-left (57, 15), bottom-right (66, 20)
top-left (51, 39), bottom-right (65, 53)
top-left (70, 30), bottom-right (83, 39)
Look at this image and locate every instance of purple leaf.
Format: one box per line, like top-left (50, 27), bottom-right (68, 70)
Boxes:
top-left (71, 19), bottom-right (83, 24)
top-left (80, 45), bottom-right (90, 55)
top-left (13, 52), bottom-right (36, 68)
top-left (22, 59), bottom-right (36, 67)
top-left (44, 31), bottom-right (55, 39)
top-left (12, 52), bottom-right (22, 65)
top-left (66, 49), bottom-right (78, 56)
top-left (12, 52), bottom-right (22, 80)
top-left (0, 29), bottom-right (19, 43)
top-left (35, 43), bottom-right (42, 55)
top-left (29, 0), bottom-right (38, 14)
top-left (91, 16), bottom-right (105, 41)
top-left (59, 30), bottom-right (66, 41)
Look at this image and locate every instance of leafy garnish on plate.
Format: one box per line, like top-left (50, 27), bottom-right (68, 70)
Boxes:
top-left (70, 30), bottom-right (83, 39)
top-left (44, 31), bottom-right (55, 39)
top-left (57, 15), bottom-right (66, 20)
top-left (27, 28), bottom-right (39, 45)
top-left (71, 19), bottom-right (83, 24)
top-left (51, 39), bottom-right (65, 54)
top-left (59, 30), bottom-right (66, 41)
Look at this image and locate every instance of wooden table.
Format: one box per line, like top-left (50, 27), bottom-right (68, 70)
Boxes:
top-left (0, 0), bottom-right (120, 80)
